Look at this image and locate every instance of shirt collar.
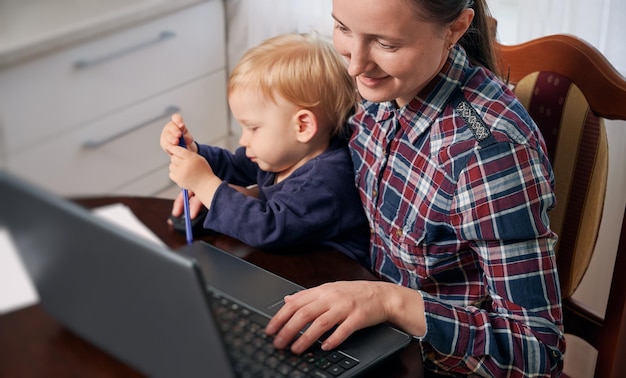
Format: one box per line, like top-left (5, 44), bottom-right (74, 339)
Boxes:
top-left (400, 45), bottom-right (469, 142)
top-left (359, 45), bottom-right (470, 141)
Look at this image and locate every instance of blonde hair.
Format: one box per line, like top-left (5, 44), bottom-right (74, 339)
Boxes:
top-left (228, 33), bottom-right (356, 136)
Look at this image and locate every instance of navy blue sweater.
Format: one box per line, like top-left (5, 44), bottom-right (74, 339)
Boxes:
top-left (197, 137), bottom-right (370, 267)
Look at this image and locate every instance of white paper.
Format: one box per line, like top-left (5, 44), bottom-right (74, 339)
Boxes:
top-left (92, 203), bottom-right (166, 247)
top-left (0, 228), bottom-right (39, 314)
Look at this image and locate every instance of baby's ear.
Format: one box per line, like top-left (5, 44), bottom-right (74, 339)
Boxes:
top-left (295, 109), bottom-right (318, 143)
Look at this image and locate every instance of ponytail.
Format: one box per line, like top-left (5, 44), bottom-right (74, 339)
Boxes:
top-left (408, 0), bottom-right (499, 76)
top-left (458, 0), bottom-right (498, 75)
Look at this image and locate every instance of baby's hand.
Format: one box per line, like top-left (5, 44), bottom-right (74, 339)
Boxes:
top-left (168, 147), bottom-right (222, 209)
top-left (160, 114), bottom-right (196, 155)
top-left (168, 146), bottom-right (216, 192)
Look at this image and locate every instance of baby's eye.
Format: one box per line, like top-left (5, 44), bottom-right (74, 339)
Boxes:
top-left (334, 21), bottom-right (349, 34)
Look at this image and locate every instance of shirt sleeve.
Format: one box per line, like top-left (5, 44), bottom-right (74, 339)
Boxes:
top-left (196, 144), bottom-right (258, 187)
top-left (419, 140), bottom-right (565, 377)
top-left (202, 164), bottom-right (349, 249)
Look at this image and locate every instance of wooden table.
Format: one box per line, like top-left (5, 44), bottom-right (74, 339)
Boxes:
top-left (0, 196), bottom-right (426, 377)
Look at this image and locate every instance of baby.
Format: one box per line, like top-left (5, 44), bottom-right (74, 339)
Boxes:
top-left (160, 33), bottom-right (370, 266)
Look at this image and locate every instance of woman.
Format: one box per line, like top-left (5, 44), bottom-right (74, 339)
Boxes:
top-left (265, 0), bottom-right (565, 376)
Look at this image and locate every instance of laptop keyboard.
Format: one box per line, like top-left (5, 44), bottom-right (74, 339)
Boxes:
top-left (210, 292), bottom-right (359, 378)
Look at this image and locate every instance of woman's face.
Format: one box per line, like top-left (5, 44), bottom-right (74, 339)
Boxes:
top-left (332, 0), bottom-right (450, 107)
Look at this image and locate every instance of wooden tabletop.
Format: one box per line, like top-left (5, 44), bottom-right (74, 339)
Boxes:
top-left (0, 196), bottom-right (425, 378)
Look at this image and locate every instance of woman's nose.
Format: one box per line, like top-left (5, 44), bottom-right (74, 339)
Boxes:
top-left (346, 44), bottom-right (370, 77)
top-left (334, 31), bottom-right (370, 78)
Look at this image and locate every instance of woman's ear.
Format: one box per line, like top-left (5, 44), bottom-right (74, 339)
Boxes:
top-left (447, 8), bottom-right (474, 45)
top-left (294, 109), bottom-right (318, 143)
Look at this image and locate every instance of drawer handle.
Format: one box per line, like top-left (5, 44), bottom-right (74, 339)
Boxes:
top-left (83, 105), bottom-right (180, 149)
top-left (74, 30), bottom-right (176, 70)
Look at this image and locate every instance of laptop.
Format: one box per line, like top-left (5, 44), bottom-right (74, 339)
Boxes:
top-left (0, 171), bottom-right (411, 378)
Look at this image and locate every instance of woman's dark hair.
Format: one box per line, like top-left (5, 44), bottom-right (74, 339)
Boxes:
top-left (408, 0), bottom-right (498, 75)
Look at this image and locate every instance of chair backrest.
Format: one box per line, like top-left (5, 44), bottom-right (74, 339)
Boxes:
top-left (495, 34), bottom-right (626, 378)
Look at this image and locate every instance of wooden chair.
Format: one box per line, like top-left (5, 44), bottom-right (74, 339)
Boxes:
top-left (495, 34), bottom-right (626, 378)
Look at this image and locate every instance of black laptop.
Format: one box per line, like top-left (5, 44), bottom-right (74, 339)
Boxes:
top-left (0, 171), bottom-right (411, 378)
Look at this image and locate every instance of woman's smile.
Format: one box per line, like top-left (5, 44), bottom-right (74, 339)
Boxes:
top-left (357, 73), bottom-right (391, 88)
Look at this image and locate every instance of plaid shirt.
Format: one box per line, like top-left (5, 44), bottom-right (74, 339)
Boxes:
top-left (348, 46), bottom-right (565, 377)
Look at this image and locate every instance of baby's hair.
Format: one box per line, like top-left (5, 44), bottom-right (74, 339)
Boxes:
top-left (228, 32), bottom-right (356, 136)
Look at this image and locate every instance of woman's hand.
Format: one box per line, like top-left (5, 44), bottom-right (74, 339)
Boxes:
top-left (169, 190), bottom-right (205, 219)
top-left (265, 280), bottom-right (426, 354)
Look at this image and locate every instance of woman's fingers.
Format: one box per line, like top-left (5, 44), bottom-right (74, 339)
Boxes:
top-left (266, 281), bottom-right (385, 354)
top-left (267, 291), bottom-right (320, 350)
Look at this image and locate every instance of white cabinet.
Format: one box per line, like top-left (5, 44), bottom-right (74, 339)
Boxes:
top-left (0, 1), bottom-right (229, 196)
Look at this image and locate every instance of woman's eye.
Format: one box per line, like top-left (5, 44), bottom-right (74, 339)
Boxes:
top-left (377, 41), bottom-right (397, 50)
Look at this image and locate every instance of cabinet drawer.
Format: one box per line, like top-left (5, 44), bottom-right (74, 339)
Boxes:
top-left (0, 0), bottom-right (225, 154)
top-left (7, 71), bottom-right (228, 196)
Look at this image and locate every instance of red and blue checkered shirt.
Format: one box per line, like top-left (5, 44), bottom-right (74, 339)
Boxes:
top-left (348, 46), bottom-right (565, 377)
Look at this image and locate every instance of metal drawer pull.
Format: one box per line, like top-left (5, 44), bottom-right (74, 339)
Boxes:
top-left (83, 105), bottom-right (180, 149)
top-left (74, 30), bottom-right (176, 70)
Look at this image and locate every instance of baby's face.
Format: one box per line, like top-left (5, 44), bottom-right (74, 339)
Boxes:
top-left (229, 89), bottom-right (304, 175)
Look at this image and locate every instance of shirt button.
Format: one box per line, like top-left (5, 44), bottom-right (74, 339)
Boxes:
top-left (372, 190), bottom-right (377, 197)
top-left (426, 352), bottom-right (436, 360)
top-left (395, 229), bottom-right (403, 238)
